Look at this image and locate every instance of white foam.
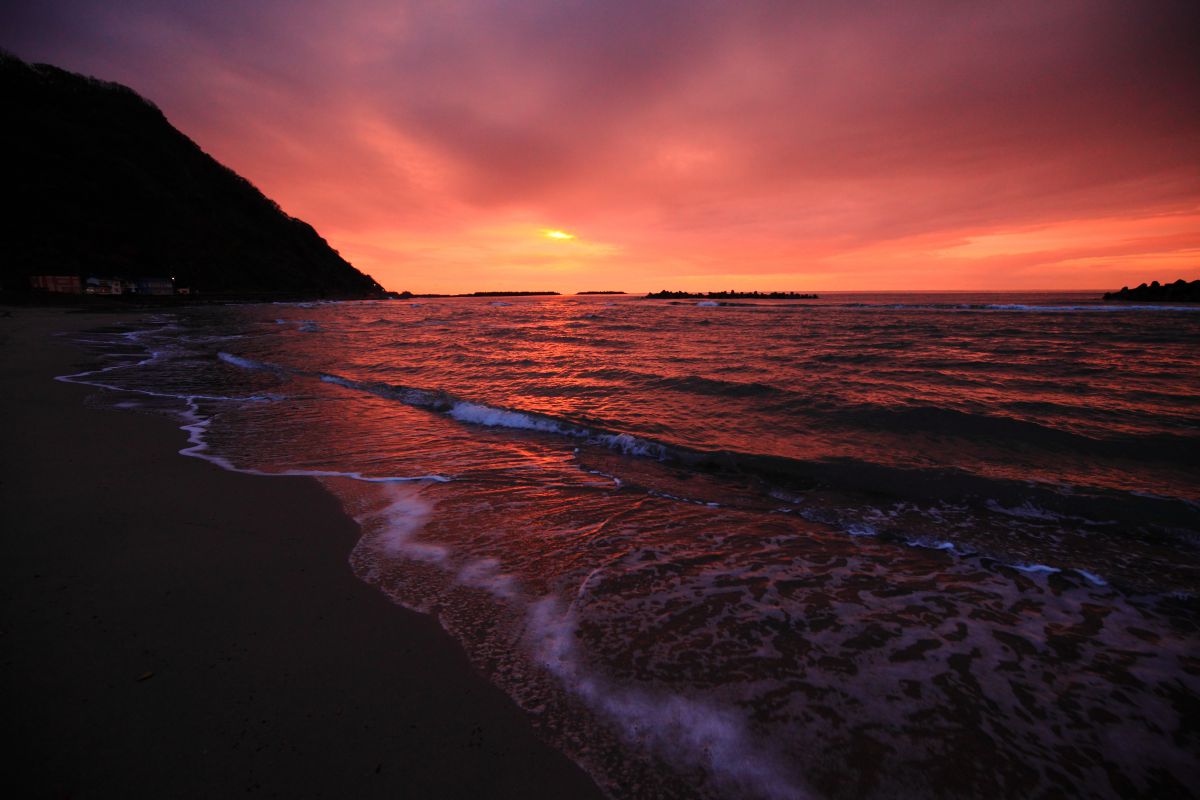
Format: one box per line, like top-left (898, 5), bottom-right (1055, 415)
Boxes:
top-left (647, 490), bottom-right (720, 508)
top-left (1005, 561), bottom-right (1112, 588)
top-left (986, 499), bottom-right (1063, 521)
top-left (449, 401), bottom-right (568, 433)
top-left (218, 351), bottom-right (276, 371)
top-left (457, 557), bottom-right (518, 599)
top-left (320, 373), bottom-right (357, 389)
top-left (696, 301), bottom-right (720, 307)
top-left (585, 469), bottom-right (623, 488)
top-left (1076, 569), bottom-right (1108, 586)
top-left (845, 522), bottom-right (878, 536)
top-left (595, 432), bottom-right (666, 459)
top-left (526, 598), bottom-right (808, 800)
top-left (355, 485), bottom-right (444, 562)
top-left (1011, 562), bottom-right (1060, 575)
top-left (906, 538), bottom-right (959, 552)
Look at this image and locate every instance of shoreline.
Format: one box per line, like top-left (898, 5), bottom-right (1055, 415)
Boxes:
top-left (0, 308), bottom-right (603, 799)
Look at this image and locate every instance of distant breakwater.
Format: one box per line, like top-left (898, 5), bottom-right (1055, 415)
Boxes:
top-left (645, 290), bottom-right (819, 300)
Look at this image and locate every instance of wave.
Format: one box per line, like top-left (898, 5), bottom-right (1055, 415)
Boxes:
top-left (226, 356), bottom-right (689, 467)
top-left (58, 346), bottom-right (256, 404)
top-left (217, 351), bottom-right (278, 371)
top-left (1008, 561), bottom-right (1107, 586)
top-left (981, 304), bottom-right (1200, 313)
top-left (768, 397), bottom-right (1199, 464)
top-left (577, 367), bottom-right (783, 399)
top-left (652, 374), bottom-right (781, 398)
top-left (176, 398), bottom-right (451, 484)
top-left (216, 355), bottom-right (1200, 539)
top-left (449, 401), bottom-right (577, 434)
top-left (324, 376), bottom-right (669, 459)
top-left (57, 341), bottom-right (450, 487)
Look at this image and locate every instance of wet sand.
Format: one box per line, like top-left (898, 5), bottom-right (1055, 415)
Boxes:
top-left (0, 308), bottom-right (603, 799)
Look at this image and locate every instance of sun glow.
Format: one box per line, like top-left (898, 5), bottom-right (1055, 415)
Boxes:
top-left (542, 229), bottom-right (575, 240)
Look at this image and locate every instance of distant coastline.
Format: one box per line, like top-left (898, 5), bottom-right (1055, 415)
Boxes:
top-left (644, 290), bottom-right (819, 300)
top-left (403, 291), bottom-right (561, 298)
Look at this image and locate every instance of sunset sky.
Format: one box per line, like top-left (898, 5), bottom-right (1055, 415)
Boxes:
top-left (4, 1), bottom-right (1198, 293)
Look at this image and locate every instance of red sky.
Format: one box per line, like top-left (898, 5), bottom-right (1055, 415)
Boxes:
top-left (4, 1), bottom-right (1198, 293)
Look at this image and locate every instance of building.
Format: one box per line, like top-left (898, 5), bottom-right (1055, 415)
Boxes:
top-left (30, 275), bottom-right (82, 294)
top-left (84, 276), bottom-right (124, 295)
top-left (29, 274), bottom-right (179, 296)
top-left (133, 277), bottom-right (175, 295)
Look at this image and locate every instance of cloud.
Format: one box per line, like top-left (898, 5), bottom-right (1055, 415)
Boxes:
top-left (2, 0), bottom-right (1197, 291)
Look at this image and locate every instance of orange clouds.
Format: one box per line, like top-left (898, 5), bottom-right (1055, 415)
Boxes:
top-left (4, 0), bottom-right (1197, 292)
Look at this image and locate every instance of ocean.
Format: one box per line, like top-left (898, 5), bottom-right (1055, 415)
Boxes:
top-left (61, 292), bottom-right (1199, 799)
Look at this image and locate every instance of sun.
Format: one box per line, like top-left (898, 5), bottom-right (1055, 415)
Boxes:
top-left (542, 229), bottom-right (575, 240)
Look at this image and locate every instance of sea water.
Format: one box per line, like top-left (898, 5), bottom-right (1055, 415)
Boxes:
top-left (61, 292), bottom-right (1199, 798)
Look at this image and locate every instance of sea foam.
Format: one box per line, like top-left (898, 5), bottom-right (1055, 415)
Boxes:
top-left (449, 401), bottom-right (570, 433)
top-left (526, 598), bottom-right (809, 800)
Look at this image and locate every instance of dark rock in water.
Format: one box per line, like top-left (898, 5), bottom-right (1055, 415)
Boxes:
top-left (1103, 279), bottom-right (1200, 303)
top-left (0, 51), bottom-right (384, 299)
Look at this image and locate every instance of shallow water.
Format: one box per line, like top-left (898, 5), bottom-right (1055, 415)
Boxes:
top-left (61, 292), bottom-right (1199, 798)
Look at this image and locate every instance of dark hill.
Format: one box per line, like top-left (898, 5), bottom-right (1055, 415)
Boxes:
top-left (1, 52), bottom-right (384, 298)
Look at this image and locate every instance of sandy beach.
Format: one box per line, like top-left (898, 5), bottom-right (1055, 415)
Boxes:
top-left (0, 308), bottom-right (602, 799)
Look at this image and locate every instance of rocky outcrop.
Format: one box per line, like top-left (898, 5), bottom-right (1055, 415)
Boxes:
top-left (1103, 279), bottom-right (1200, 303)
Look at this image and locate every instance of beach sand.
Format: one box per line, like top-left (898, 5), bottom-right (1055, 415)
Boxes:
top-left (0, 308), bottom-right (603, 799)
